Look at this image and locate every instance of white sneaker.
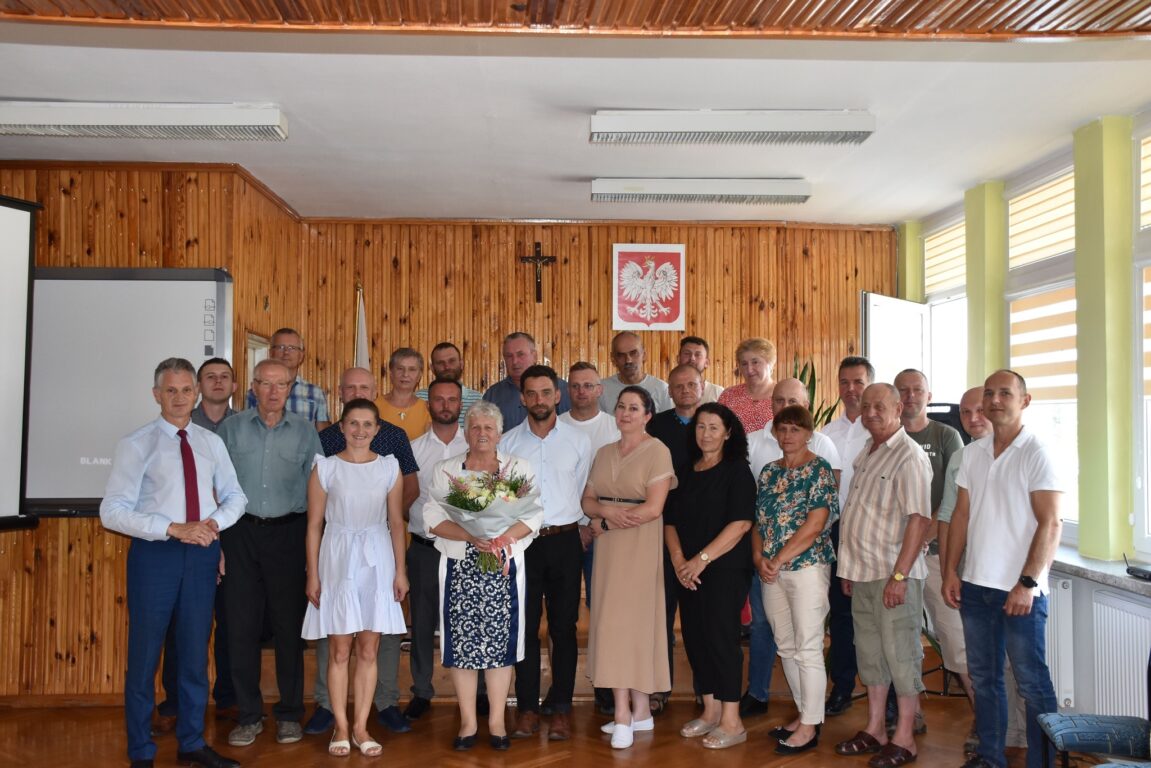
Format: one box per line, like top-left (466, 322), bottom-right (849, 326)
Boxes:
top-left (611, 723), bottom-right (634, 749)
top-left (600, 717), bottom-right (654, 734)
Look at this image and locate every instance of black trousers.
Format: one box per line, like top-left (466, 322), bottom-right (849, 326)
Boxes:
top-left (406, 537), bottom-right (440, 700)
top-left (221, 514), bottom-right (307, 725)
top-left (827, 520), bottom-right (858, 697)
top-left (678, 566), bottom-right (748, 703)
top-left (514, 528), bottom-right (582, 713)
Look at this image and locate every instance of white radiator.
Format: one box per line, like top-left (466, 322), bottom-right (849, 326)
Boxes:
top-left (1046, 577), bottom-right (1075, 708)
top-left (1092, 590), bottom-right (1151, 716)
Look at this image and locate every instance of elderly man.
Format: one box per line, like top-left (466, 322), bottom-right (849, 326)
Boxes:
top-left (483, 331), bottom-right (571, 431)
top-left (503, 365), bottom-right (592, 741)
top-left (245, 327), bottom-right (330, 429)
top-left (303, 366), bottom-right (421, 736)
top-left (218, 359), bottom-right (322, 748)
top-left (739, 376), bottom-right (844, 718)
top-left (678, 336), bottom-right (724, 404)
top-left (415, 341), bottom-right (483, 426)
top-left (834, 383), bottom-right (932, 768)
top-left (821, 355), bottom-right (875, 716)
top-left (943, 370), bottom-right (1062, 768)
top-left (155, 357), bottom-right (240, 734)
top-left (101, 357), bottom-right (247, 768)
top-left (599, 331), bottom-right (672, 413)
top-left (403, 378), bottom-right (469, 721)
top-left (647, 363), bottom-right (703, 469)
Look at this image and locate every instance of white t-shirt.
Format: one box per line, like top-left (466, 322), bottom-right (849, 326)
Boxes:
top-left (957, 427), bottom-right (1063, 594)
top-left (558, 410), bottom-right (621, 454)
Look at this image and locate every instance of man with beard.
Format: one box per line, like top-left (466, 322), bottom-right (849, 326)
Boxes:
top-left (502, 365), bottom-right (592, 741)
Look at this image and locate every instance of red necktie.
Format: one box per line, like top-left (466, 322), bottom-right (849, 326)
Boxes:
top-left (177, 429), bottom-right (201, 523)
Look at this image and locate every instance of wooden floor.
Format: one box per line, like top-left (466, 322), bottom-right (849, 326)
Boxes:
top-left (1, 690), bottom-right (984, 768)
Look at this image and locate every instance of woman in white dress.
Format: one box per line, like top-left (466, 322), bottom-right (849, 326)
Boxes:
top-left (303, 399), bottom-right (409, 758)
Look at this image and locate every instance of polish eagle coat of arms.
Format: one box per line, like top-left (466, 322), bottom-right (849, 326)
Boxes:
top-left (617, 255), bottom-right (680, 325)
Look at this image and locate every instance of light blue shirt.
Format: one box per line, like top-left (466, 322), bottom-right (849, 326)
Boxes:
top-left (500, 417), bottom-right (592, 527)
top-left (217, 409), bottom-right (321, 518)
top-left (100, 417), bottom-right (247, 541)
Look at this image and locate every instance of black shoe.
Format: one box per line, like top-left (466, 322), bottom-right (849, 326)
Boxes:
top-left (130, 761), bottom-right (153, 768)
top-left (738, 691), bottom-right (769, 717)
top-left (476, 696), bottom-right (490, 717)
top-left (775, 731), bottom-right (820, 756)
top-left (376, 705), bottom-right (412, 733)
top-left (490, 735), bottom-right (511, 751)
top-left (177, 746), bottom-right (240, 768)
top-left (768, 726), bottom-right (794, 740)
top-left (960, 756), bottom-right (995, 768)
top-left (402, 696), bottom-right (431, 720)
top-left (594, 688), bottom-right (615, 716)
top-left (452, 734), bottom-right (476, 751)
top-left (825, 691), bottom-right (854, 716)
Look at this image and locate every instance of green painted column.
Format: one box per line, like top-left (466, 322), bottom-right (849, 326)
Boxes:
top-left (897, 221), bottom-right (924, 302)
top-left (1074, 116), bottom-right (1134, 559)
top-left (965, 182), bottom-right (1008, 387)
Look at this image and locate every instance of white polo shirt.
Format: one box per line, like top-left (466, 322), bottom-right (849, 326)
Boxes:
top-left (822, 413), bottom-right (869, 507)
top-left (957, 426), bottom-right (1063, 594)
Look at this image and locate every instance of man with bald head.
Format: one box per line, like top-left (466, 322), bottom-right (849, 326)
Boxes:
top-left (599, 331), bottom-right (671, 413)
top-left (740, 376), bottom-right (843, 718)
top-left (834, 384), bottom-right (932, 766)
top-left (303, 367), bottom-right (421, 737)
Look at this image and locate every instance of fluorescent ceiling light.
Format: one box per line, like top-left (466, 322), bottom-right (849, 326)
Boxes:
top-left (590, 109), bottom-right (874, 145)
top-left (0, 101), bottom-right (287, 140)
top-left (591, 178), bottom-right (811, 205)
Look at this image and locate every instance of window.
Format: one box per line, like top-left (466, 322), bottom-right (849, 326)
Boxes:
top-left (1140, 135), bottom-right (1151, 231)
top-left (925, 219), bottom-right (967, 402)
top-left (1137, 266), bottom-right (1151, 555)
top-left (1007, 168), bottom-right (1078, 529)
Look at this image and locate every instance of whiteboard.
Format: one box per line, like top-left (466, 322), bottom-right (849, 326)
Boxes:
top-left (24, 269), bottom-right (232, 513)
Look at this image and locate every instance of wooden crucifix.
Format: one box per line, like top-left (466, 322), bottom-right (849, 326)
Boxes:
top-left (519, 242), bottom-right (556, 304)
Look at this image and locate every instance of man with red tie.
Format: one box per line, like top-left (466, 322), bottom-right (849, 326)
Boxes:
top-left (101, 357), bottom-right (248, 768)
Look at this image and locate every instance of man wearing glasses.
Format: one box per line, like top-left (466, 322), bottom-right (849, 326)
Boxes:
top-left (218, 359), bottom-right (322, 749)
top-left (246, 327), bottom-right (331, 430)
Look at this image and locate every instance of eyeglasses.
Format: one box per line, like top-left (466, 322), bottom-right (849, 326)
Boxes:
top-left (271, 344), bottom-right (303, 353)
top-left (569, 383), bottom-right (600, 391)
top-left (254, 379), bottom-right (291, 392)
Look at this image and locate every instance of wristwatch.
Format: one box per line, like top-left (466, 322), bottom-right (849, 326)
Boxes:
top-left (700, 552), bottom-right (710, 563)
top-left (892, 571), bottom-right (906, 582)
top-left (1019, 574), bottom-right (1039, 589)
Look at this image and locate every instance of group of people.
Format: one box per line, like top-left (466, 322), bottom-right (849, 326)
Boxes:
top-left (100, 326), bottom-right (1063, 768)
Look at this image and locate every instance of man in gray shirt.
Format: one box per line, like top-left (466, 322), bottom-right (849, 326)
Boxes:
top-left (217, 358), bottom-right (322, 749)
top-left (598, 331), bottom-right (671, 413)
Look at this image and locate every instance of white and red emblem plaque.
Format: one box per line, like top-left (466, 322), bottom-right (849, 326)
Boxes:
top-left (612, 244), bottom-right (685, 331)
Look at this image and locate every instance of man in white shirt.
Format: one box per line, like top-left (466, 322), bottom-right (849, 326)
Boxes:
top-left (819, 355), bottom-right (874, 716)
top-left (559, 362), bottom-right (620, 454)
top-left (403, 378), bottom-right (468, 721)
top-left (599, 331), bottom-right (671, 413)
top-left (503, 365), bottom-right (592, 742)
top-left (942, 370), bottom-right (1062, 768)
top-left (677, 335), bottom-right (724, 404)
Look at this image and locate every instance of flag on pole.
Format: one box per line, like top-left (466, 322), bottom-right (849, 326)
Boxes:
top-left (354, 282), bottom-right (370, 371)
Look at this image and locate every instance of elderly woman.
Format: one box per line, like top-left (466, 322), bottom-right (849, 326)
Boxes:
top-left (422, 401), bottom-right (542, 752)
top-left (718, 337), bottom-right (778, 433)
top-left (664, 403), bottom-right (755, 749)
top-left (582, 386), bottom-right (676, 749)
top-left (303, 399), bottom-right (408, 757)
top-left (753, 404), bottom-right (839, 755)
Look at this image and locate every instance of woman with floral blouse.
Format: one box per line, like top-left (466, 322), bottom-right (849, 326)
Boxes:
top-left (753, 404), bottom-right (840, 756)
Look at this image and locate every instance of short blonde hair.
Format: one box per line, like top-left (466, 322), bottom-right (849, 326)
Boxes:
top-left (736, 337), bottom-right (776, 365)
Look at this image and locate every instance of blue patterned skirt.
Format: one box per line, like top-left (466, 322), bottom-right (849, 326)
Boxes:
top-left (438, 544), bottom-right (524, 670)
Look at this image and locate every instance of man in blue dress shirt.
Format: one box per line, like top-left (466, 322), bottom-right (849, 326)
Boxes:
top-left (100, 357), bottom-right (247, 768)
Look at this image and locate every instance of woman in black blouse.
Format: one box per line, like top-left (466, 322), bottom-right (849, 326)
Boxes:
top-left (664, 402), bottom-right (755, 750)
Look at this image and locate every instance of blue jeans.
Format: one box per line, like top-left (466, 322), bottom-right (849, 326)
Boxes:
top-left (960, 581), bottom-right (1057, 768)
top-left (747, 574), bottom-right (778, 701)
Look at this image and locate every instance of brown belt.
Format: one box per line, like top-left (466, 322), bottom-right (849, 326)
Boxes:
top-left (537, 522), bottom-right (579, 537)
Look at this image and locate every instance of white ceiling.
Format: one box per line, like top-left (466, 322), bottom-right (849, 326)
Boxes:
top-left (2, 23), bottom-right (1151, 225)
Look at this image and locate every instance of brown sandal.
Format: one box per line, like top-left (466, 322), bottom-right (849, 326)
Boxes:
top-left (835, 730), bottom-right (883, 755)
top-left (868, 742), bottom-right (918, 768)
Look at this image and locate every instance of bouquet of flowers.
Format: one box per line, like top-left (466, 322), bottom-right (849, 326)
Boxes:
top-left (441, 463), bottom-right (538, 574)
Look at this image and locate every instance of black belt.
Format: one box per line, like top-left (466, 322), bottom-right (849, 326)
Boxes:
top-left (537, 522), bottom-right (579, 537)
top-left (411, 533), bottom-right (437, 548)
top-left (243, 512), bottom-right (304, 526)
top-left (598, 496), bottom-right (645, 504)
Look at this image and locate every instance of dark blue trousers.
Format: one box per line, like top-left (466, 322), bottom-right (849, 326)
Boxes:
top-left (125, 537), bottom-right (219, 761)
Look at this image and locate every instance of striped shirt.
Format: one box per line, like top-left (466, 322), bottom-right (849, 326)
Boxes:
top-left (246, 375), bottom-right (330, 425)
top-left (837, 426), bottom-right (932, 583)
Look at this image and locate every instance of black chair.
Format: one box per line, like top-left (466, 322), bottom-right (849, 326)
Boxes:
top-left (1038, 645), bottom-right (1151, 768)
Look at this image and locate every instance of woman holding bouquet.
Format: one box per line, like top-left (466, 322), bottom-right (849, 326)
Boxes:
top-left (422, 401), bottom-right (543, 752)
top-left (302, 399), bottom-right (408, 758)
top-left (582, 386), bottom-right (676, 749)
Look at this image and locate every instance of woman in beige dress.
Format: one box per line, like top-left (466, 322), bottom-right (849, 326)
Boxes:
top-left (581, 385), bottom-right (676, 750)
